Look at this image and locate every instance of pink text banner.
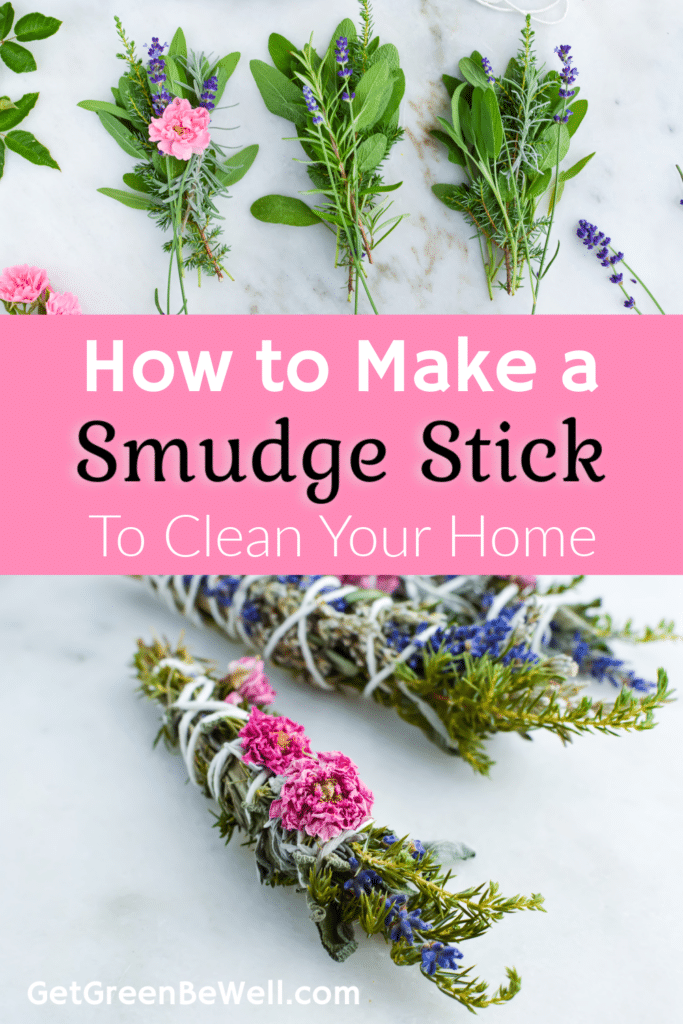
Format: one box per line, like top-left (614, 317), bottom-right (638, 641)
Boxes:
top-left (1, 315), bottom-right (680, 574)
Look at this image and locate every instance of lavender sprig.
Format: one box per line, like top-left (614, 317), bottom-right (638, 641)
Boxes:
top-left (576, 220), bottom-right (665, 314)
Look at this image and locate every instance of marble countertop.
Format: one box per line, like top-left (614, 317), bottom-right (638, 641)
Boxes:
top-left (1, 574), bottom-right (681, 1023)
top-left (0, 0), bottom-right (681, 315)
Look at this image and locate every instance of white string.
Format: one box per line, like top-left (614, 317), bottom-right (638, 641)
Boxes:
top-left (486, 582), bottom-right (520, 620)
top-left (316, 818), bottom-right (375, 866)
top-left (471, 0), bottom-right (569, 25)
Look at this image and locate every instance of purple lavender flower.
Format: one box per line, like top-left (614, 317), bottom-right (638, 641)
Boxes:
top-left (146, 36), bottom-right (171, 115)
top-left (385, 898), bottom-right (430, 944)
top-left (555, 44), bottom-right (578, 99)
top-left (481, 56), bottom-right (495, 84)
top-left (199, 74), bottom-right (218, 111)
top-left (335, 36), bottom-right (349, 64)
top-left (624, 296), bottom-right (636, 309)
top-left (302, 84), bottom-right (324, 125)
top-left (609, 272), bottom-right (623, 285)
top-left (421, 942), bottom-right (464, 976)
top-left (553, 108), bottom-right (573, 124)
top-left (342, 91), bottom-right (355, 102)
top-left (344, 868), bottom-right (383, 898)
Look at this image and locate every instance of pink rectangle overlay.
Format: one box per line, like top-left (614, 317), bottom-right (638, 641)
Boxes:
top-left (1, 314), bottom-right (680, 573)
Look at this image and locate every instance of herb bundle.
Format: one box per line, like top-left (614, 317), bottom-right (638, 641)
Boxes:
top-left (431, 17), bottom-right (593, 310)
top-left (79, 20), bottom-right (258, 314)
top-left (250, 1), bottom-right (406, 314)
top-left (137, 575), bottom-right (674, 776)
top-left (0, 4), bottom-right (60, 178)
top-left (136, 639), bottom-right (544, 1011)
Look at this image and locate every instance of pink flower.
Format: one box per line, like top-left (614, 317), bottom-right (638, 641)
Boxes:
top-left (0, 264), bottom-right (50, 303)
top-left (46, 291), bottom-right (82, 315)
top-left (269, 751), bottom-right (374, 841)
top-left (340, 575), bottom-right (400, 594)
top-left (497, 575), bottom-right (536, 589)
top-left (148, 97), bottom-right (211, 159)
top-left (238, 707), bottom-right (313, 774)
top-left (224, 656), bottom-right (276, 706)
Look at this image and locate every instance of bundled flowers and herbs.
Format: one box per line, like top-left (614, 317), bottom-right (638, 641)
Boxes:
top-left (0, 263), bottom-right (81, 313)
top-left (78, 19), bottom-right (258, 314)
top-left (137, 575), bottom-right (674, 776)
top-left (0, 4), bottom-right (60, 179)
top-left (431, 17), bottom-right (593, 310)
top-left (135, 639), bottom-right (545, 1010)
top-left (250, 1), bottom-right (406, 314)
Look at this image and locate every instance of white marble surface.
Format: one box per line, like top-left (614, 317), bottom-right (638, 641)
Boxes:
top-left (0, 574), bottom-right (681, 1022)
top-left (0, 0), bottom-right (681, 314)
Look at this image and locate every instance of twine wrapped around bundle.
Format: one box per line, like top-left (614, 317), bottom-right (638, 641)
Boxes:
top-left (136, 575), bottom-right (673, 775)
top-left (135, 639), bottom-right (545, 1011)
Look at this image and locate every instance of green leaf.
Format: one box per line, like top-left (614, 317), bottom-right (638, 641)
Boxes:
top-left (0, 90), bottom-right (36, 129)
top-left (122, 172), bottom-right (151, 193)
top-left (116, 77), bottom-right (148, 128)
top-left (0, 40), bottom-right (36, 72)
top-left (14, 12), bottom-right (61, 41)
top-left (111, 86), bottom-right (121, 106)
top-left (352, 60), bottom-right (391, 130)
top-left (537, 122), bottom-right (570, 171)
top-left (458, 56), bottom-right (491, 91)
top-left (250, 59), bottom-right (307, 126)
top-left (251, 194), bottom-right (322, 226)
top-left (356, 133), bottom-right (387, 173)
top-left (97, 187), bottom-right (155, 210)
top-left (213, 143), bottom-right (258, 187)
top-left (369, 43), bottom-right (400, 71)
top-left (560, 150), bottom-right (595, 182)
top-left (4, 129), bottom-right (58, 167)
top-left (449, 81), bottom-right (469, 147)
top-left (442, 73), bottom-right (464, 99)
top-left (526, 168), bottom-right (551, 199)
top-left (0, 2), bottom-right (14, 38)
top-left (432, 183), bottom-right (461, 208)
top-left (378, 68), bottom-right (404, 129)
top-left (566, 99), bottom-right (588, 138)
top-left (481, 86), bottom-right (503, 158)
top-left (77, 99), bottom-right (136, 122)
top-left (358, 179), bottom-right (402, 196)
top-left (167, 27), bottom-right (187, 76)
top-left (430, 128), bottom-right (467, 167)
top-left (0, 137), bottom-right (5, 179)
top-left (96, 111), bottom-right (147, 159)
top-left (0, 95), bottom-right (15, 110)
top-left (268, 33), bottom-right (299, 77)
top-left (214, 52), bottom-right (240, 105)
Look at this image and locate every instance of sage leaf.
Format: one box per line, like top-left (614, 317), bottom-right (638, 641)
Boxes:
top-left (537, 121), bottom-right (570, 171)
top-left (352, 60), bottom-right (391, 130)
top-left (566, 99), bottom-right (588, 138)
top-left (379, 69), bottom-right (405, 129)
top-left (0, 40), bottom-right (36, 73)
top-left (430, 128), bottom-right (467, 168)
top-left (369, 43), bottom-right (400, 71)
top-left (559, 150), bottom-right (595, 182)
top-left (97, 187), bottom-right (155, 210)
top-left (214, 52), bottom-right (240, 105)
top-left (4, 128), bottom-right (58, 168)
top-left (14, 12), bottom-right (61, 41)
top-left (77, 99), bottom-right (135, 123)
top-left (122, 172), bottom-right (151, 193)
top-left (526, 168), bottom-right (551, 199)
top-left (251, 194), bottom-right (322, 226)
top-left (268, 32), bottom-right (300, 78)
top-left (356, 133), bottom-right (387, 173)
top-left (250, 59), bottom-right (307, 126)
top-left (432, 183), bottom-right (461, 208)
top-left (214, 144), bottom-right (259, 187)
top-left (0, 89), bottom-right (36, 129)
top-left (167, 26), bottom-right (188, 86)
top-left (96, 111), bottom-right (147, 159)
top-left (458, 55), bottom-right (491, 91)
top-left (0, 2), bottom-right (13, 38)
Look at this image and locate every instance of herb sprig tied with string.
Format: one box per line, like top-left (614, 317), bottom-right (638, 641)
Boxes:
top-left (78, 19), bottom-right (258, 314)
top-left (431, 16), bottom-right (593, 311)
top-left (250, 1), bottom-right (406, 314)
top-left (135, 638), bottom-right (545, 1011)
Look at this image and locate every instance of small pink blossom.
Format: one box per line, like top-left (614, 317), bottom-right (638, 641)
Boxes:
top-left (0, 264), bottom-right (50, 304)
top-left (224, 656), bottom-right (276, 706)
top-left (497, 575), bottom-right (536, 589)
top-left (340, 575), bottom-right (400, 594)
top-left (148, 97), bottom-right (211, 159)
top-left (269, 751), bottom-right (374, 841)
top-left (46, 291), bottom-right (82, 315)
top-left (238, 707), bottom-right (313, 774)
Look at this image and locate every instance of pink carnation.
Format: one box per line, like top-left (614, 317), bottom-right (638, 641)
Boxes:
top-left (269, 751), bottom-right (374, 841)
top-left (340, 575), bottom-right (400, 594)
top-left (46, 291), bottom-right (82, 315)
top-left (224, 656), bottom-right (276, 706)
top-left (0, 264), bottom-right (50, 303)
top-left (238, 707), bottom-right (313, 774)
top-left (148, 97), bottom-right (211, 159)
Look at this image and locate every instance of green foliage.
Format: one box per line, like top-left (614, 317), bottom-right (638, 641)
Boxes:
top-left (134, 639), bottom-right (545, 1011)
top-left (0, 6), bottom-right (60, 176)
top-left (431, 16), bottom-right (594, 308)
top-left (80, 19), bottom-right (258, 313)
top-left (250, 1), bottom-right (406, 313)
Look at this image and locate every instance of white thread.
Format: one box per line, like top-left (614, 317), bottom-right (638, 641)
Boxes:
top-left (168, 671), bottom-right (249, 786)
top-left (397, 681), bottom-right (460, 750)
top-left (471, 0), bottom-right (568, 25)
top-left (316, 818), bottom-right (375, 866)
top-left (245, 769), bottom-right (269, 807)
top-left (363, 623), bottom-right (441, 698)
top-left (486, 583), bottom-right (520, 620)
